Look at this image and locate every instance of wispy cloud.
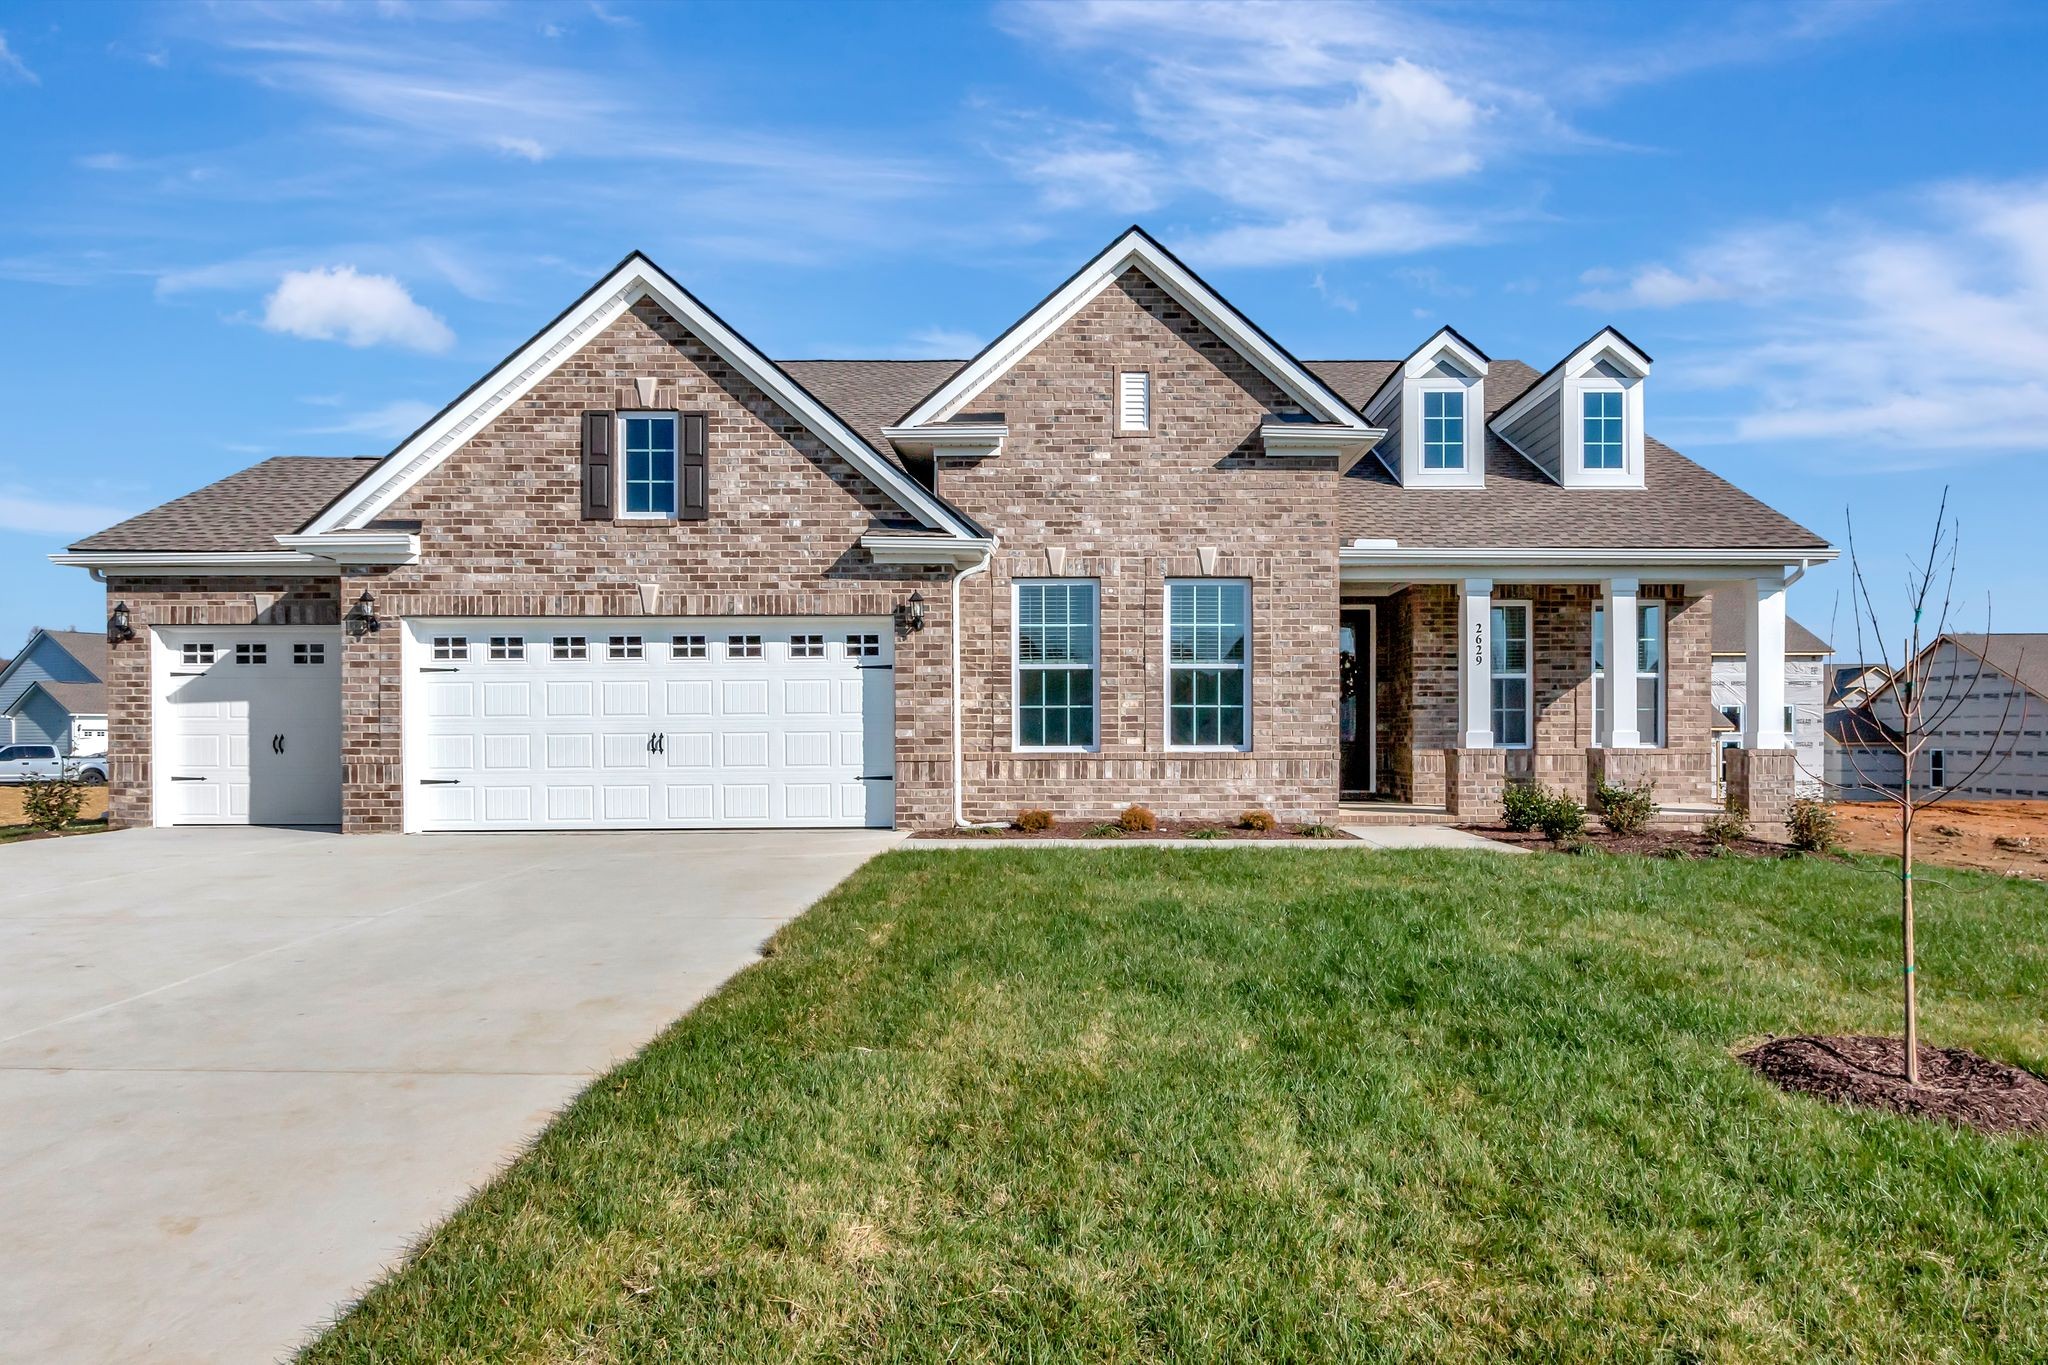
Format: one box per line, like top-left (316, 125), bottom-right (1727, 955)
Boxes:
top-left (0, 31), bottom-right (39, 86)
top-left (261, 266), bottom-right (455, 352)
top-left (897, 326), bottom-right (982, 359)
top-left (76, 152), bottom-right (136, 172)
top-left (1577, 177), bottom-right (2048, 467)
top-left (302, 398), bottom-right (439, 442)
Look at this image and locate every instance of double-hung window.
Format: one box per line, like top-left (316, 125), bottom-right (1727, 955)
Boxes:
top-left (1168, 580), bottom-right (1250, 749)
top-left (1490, 603), bottom-right (1531, 747)
top-left (1422, 389), bottom-right (1465, 470)
top-left (1015, 581), bottom-right (1097, 749)
top-left (620, 413), bottom-right (678, 518)
top-left (1591, 602), bottom-right (1665, 744)
top-left (1582, 390), bottom-right (1624, 470)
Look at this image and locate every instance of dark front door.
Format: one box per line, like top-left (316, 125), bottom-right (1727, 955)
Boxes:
top-left (1339, 607), bottom-right (1375, 796)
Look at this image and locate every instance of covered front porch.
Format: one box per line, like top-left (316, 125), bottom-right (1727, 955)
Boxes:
top-left (1337, 548), bottom-right (1810, 829)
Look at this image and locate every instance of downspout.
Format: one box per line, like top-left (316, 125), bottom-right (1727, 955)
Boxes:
top-left (951, 543), bottom-right (996, 829)
top-left (1784, 556), bottom-right (1815, 588)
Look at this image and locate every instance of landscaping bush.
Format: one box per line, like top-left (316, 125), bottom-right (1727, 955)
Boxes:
top-left (1084, 823), bottom-right (1124, 839)
top-left (1535, 791), bottom-right (1586, 845)
top-left (1703, 806), bottom-right (1750, 847)
top-left (1787, 798), bottom-right (1838, 853)
top-left (1595, 779), bottom-right (1658, 836)
top-left (1238, 809), bottom-right (1277, 832)
top-left (1187, 827), bottom-right (1221, 840)
top-left (19, 774), bottom-right (86, 833)
top-left (1014, 809), bottom-right (1054, 832)
top-left (1501, 781), bottom-right (1547, 832)
top-left (1118, 804), bottom-right (1158, 833)
top-left (1297, 823), bottom-right (1341, 839)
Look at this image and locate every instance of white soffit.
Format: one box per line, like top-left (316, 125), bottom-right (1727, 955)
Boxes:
top-left (896, 227), bottom-right (1373, 433)
top-left (302, 253), bottom-right (977, 540)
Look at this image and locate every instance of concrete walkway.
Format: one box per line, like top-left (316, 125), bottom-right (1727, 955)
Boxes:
top-left (1341, 824), bottom-right (1528, 852)
top-left (0, 825), bottom-right (900, 1365)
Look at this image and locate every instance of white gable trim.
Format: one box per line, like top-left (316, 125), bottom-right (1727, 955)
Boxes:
top-left (1490, 327), bottom-right (1652, 434)
top-left (302, 254), bottom-right (977, 539)
top-left (896, 228), bottom-right (1373, 432)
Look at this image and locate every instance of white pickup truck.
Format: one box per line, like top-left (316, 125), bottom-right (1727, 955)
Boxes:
top-left (0, 743), bottom-right (108, 786)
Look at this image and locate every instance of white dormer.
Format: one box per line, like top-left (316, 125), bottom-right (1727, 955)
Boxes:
top-left (1362, 327), bottom-right (1489, 489)
top-left (1492, 327), bottom-right (1652, 489)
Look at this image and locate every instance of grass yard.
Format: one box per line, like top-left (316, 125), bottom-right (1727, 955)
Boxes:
top-left (304, 849), bottom-right (2048, 1363)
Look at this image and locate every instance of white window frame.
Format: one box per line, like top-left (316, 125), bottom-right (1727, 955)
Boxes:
top-left (1420, 386), bottom-right (1466, 471)
top-left (1560, 367), bottom-right (1644, 487)
top-left (1489, 599), bottom-right (1532, 750)
top-left (1164, 578), bottom-right (1253, 753)
top-left (488, 636), bottom-right (525, 660)
top-left (235, 642), bottom-right (268, 665)
top-left (790, 634), bottom-right (825, 659)
top-left (1579, 387), bottom-right (1625, 471)
top-left (1013, 578), bottom-right (1101, 754)
top-left (671, 634), bottom-right (707, 659)
top-left (1117, 371), bottom-right (1151, 434)
top-left (607, 635), bottom-right (644, 660)
top-left (551, 635), bottom-right (588, 660)
top-left (1591, 602), bottom-right (1667, 747)
top-left (293, 642), bottom-right (326, 665)
top-left (727, 634), bottom-right (763, 659)
top-left (616, 410), bottom-right (680, 521)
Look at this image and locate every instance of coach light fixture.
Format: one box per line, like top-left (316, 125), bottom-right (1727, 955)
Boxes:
top-left (106, 601), bottom-right (135, 645)
top-left (896, 589), bottom-right (927, 635)
top-left (344, 589), bottom-right (382, 640)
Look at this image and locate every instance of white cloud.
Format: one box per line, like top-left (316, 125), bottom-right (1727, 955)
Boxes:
top-left (303, 398), bottom-right (439, 442)
top-left (898, 326), bottom-right (981, 359)
top-left (0, 32), bottom-right (38, 85)
top-left (1311, 272), bottom-right (1357, 313)
top-left (493, 135), bottom-right (546, 162)
top-left (1175, 207), bottom-right (1486, 269)
top-left (261, 266), bottom-right (454, 352)
top-left (76, 152), bottom-right (135, 172)
top-left (1580, 178), bottom-right (2048, 466)
top-left (0, 488), bottom-right (132, 538)
top-left (1018, 145), bottom-right (1160, 213)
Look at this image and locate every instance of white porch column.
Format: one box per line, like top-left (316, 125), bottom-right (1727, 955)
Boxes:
top-left (1601, 576), bottom-right (1641, 748)
top-left (1743, 574), bottom-right (1788, 749)
top-left (1457, 577), bottom-right (1494, 748)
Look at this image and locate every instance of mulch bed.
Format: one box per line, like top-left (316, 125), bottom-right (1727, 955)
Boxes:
top-left (913, 818), bottom-right (1353, 842)
top-left (1739, 1035), bottom-right (2048, 1137)
top-left (1463, 824), bottom-right (1791, 860)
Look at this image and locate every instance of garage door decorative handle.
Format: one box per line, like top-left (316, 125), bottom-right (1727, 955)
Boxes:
top-left (647, 732), bottom-right (666, 754)
top-left (271, 734), bottom-right (285, 755)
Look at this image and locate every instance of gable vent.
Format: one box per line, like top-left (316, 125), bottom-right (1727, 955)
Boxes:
top-left (1118, 371), bottom-right (1150, 432)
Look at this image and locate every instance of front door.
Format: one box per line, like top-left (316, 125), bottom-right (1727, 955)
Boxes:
top-left (1339, 606), bottom-right (1375, 796)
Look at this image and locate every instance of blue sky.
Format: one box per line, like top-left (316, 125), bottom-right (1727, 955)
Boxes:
top-left (3, 0), bottom-right (2046, 654)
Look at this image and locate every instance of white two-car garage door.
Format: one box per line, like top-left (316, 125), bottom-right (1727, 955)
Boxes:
top-left (405, 618), bottom-right (895, 831)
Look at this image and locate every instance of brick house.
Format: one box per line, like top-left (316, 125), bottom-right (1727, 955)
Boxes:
top-left (57, 228), bottom-right (1831, 835)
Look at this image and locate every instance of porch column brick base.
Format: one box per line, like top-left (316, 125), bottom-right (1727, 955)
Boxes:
top-left (1585, 747), bottom-right (1662, 807)
top-left (1445, 747), bottom-right (1506, 821)
top-left (1726, 748), bottom-right (1797, 841)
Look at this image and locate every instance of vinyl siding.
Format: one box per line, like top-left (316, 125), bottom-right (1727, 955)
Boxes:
top-left (1498, 386), bottom-right (1561, 481)
top-left (0, 635), bottom-right (100, 716)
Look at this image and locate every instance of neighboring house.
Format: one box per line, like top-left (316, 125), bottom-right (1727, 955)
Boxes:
top-left (1706, 592), bottom-right (1829, 796)
top-left (54, 228), bottom-right (1832, 834)
top-left (0, 629), bottom-right (108, 753)
top-left (1829, 634), bottom-right (2048, 800)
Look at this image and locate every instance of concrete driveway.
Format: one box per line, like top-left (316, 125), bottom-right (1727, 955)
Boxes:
top-left (0, 825), bottom-right (900, 1364)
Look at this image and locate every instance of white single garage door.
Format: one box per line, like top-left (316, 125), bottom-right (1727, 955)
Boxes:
top-left (153, 626), bottom-right (344, 826)
top-left (404, 618), bottom-right (895, 831)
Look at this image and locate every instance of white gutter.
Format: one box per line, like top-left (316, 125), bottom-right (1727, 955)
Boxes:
top-left (950, 543), bottom-right (996, 829)
top-left (49, 550), bottom-right (334, 576)
top-left (1257, 422), bottom-right (1385, 474)
top-left (274, 531), bottom-right (421, 565)
top-left (879, 424), bottom-right (1009, 461)
top-left (861, 532), bottom-right (996, 567)
top-left (1339, 544), bottom-right (1838, 583)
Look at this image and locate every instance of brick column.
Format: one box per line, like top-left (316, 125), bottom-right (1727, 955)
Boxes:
top-left (1586, 747), bottom-right (1661, 807)
top-left (1446, 747), bottom-right (1505, 821)
top-left (1726, 747), bottom-right (1796, 840)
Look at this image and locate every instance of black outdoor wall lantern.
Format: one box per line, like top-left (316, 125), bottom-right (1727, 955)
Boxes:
top-left (344, 589), bottom-right (382, 640)
top-left (107, 601), bottom-right (136, 645)
top-left (895, 589), bottom-right (927, 635)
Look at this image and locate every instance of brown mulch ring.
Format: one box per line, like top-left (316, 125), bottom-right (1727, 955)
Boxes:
top-left (1739, 1035), bottom-right (2048, 1137)
top-left (913, 818), bottom-right (1353, 841)
top-left (1462, 824), bottom-right (1794, 860)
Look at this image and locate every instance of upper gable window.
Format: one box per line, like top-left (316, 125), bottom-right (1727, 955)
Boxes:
top-left (1117, 372), bottom-right (1150, 433)
top-left (1422, 390), bottom-right (1465, 470)
top-left (620, 413), bottom-right (678, 519)
top-left (1582, 390), bottom-right (1624, 470)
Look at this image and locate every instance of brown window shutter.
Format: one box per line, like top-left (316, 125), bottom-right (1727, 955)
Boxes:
top-left (680, 411), bottom-right (709, 521)
top-left (581, 411), bottom-right (614, 520)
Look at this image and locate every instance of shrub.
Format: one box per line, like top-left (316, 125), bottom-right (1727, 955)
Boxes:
top-left (20, 774), bottom-right (86, 833)
top-left (1703, 807), bottom-right (1749, 846)
top-left (1084, 823), bottom-right (1125, 839)
top-left (1188, 827), bottom-right (1221, 840)
top-left (1994, 834), bottom-right (2035, 852)
top-left (1118, 804), bottom-right (1158, 833)
top-left (1501, 781), bottom-right (1548, 832)
top-left (1297, 823), bottom-right (1341, 839)
top-left (1535, 791), bottom-right (1585, 845)
top-left (1014, 809), bottom-right (1054, 832)
top-left (1595, 779), bottom-right (1658, 836)
top-left (1787, 798), bottom-right (1838, 853)
top-left (1238, 808), bottom-right (1277, 832)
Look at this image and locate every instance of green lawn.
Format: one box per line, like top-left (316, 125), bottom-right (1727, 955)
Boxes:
top-left (304, 849), bottom-right (2048, 1363)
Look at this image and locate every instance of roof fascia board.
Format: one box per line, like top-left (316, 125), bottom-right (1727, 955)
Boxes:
top-left (898, 228), bottom-right (1371, 432)
top-left (859, 532), bottom-right (998, 566)
top-left (302, 255), bottom-right (977, 541)
top-left (1338, 545), bottom-right (1839, 584)
top-left (1363, 326), bottom-right (1492, 419)
top-left (49, 551), bottom-right (335, 576)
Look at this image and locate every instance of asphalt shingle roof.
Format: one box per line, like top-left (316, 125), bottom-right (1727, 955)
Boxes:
top-left (9, 679), bottom-right (106, 716)
top-left (1947, 634), bottom-right (2048, 704)
top-left (38, 629), bottom-right (108, 681)
top-left (70, 457), bottom-right (381, 553)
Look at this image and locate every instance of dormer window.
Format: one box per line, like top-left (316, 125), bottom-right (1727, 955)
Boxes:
top-left (1423, 389), bottom-right (1465, 470)
top-left (1491, 327), bottom-right (1652, 489)
top-left (1582, 390), bottom-right (1624, 470)
top-left (1362, 326), bottom-right (1489, 490)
